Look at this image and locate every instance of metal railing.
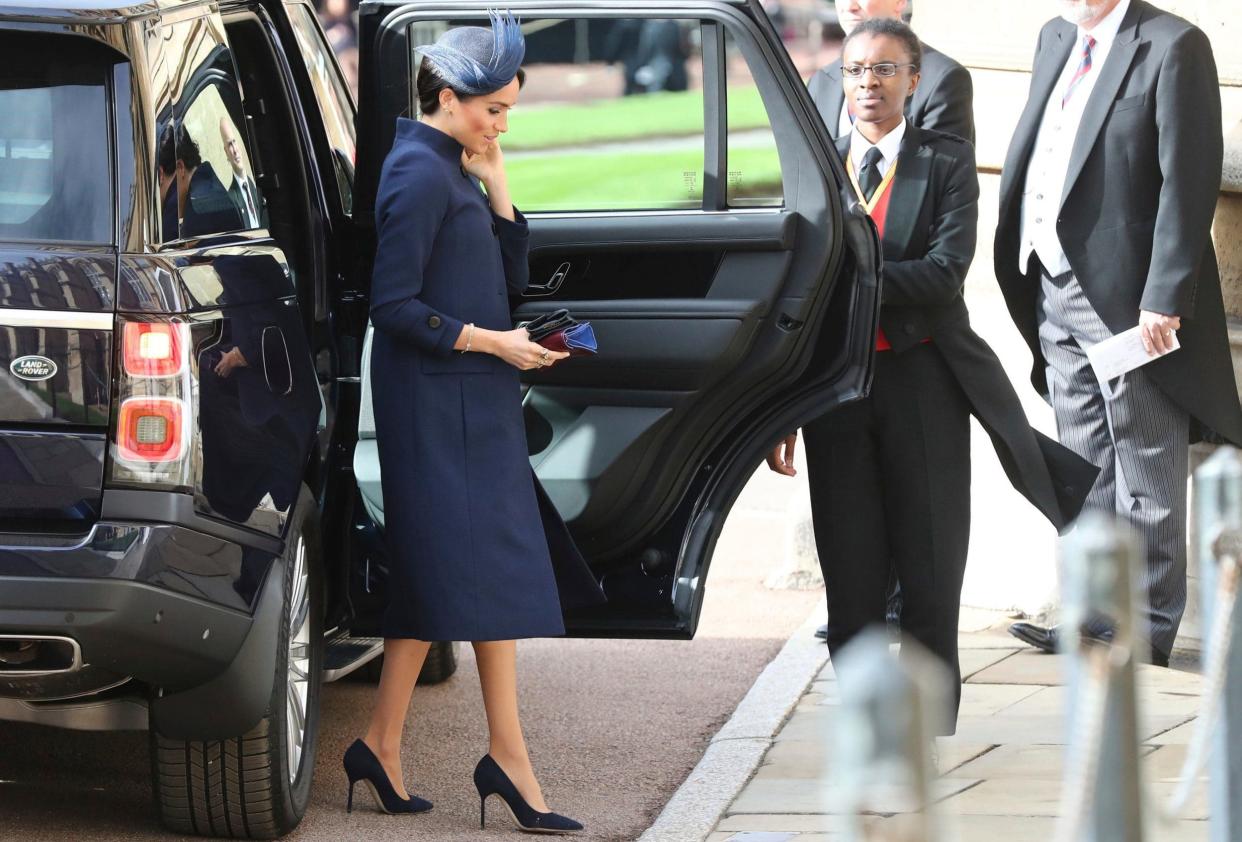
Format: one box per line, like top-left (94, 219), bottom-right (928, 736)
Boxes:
top-left (1162, 447), bottom-right (1242, 839)
top-left (1052, 513), bottom-right (1144, 842)
top-left (824, 448), bottom-right (1242, 840)
top-left (832, 628), bottom-right (951, 841)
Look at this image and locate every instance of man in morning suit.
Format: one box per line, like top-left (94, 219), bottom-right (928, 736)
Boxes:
top-left (220, 117), bottom-right (263, 229)
top-left (768, 19), bottom-right (1095, 730)
top-left (996, 0), bottom-right (1242, 666)
top-left (807, 0), bottom-right (975, 143)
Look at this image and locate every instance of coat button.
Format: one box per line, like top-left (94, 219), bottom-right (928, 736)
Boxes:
top-left (428, 315), bottom-right (442, 329)
top-left (903, 324), bottom-right (916, 335)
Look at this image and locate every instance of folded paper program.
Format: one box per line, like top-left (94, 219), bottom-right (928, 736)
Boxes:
top-left (1086, 325), bottom-right (1179, 399)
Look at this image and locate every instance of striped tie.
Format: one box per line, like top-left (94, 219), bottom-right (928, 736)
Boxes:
top-left (1061, 34), bottom-right (1096, 108)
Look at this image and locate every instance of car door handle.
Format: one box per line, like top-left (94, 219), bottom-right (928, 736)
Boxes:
top-left (525, 261), bottom-right (571, 297)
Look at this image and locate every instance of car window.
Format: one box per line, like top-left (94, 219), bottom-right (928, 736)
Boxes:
top-left (287, 4), bottom-right (357, 216)
top-left (725, 29), bottom-right (782, 208)
top-left (411, 17), bottom-right (704, 213)
top-left (157, 23), bottom-right (265, 243)
top-left (0, 33), bottom-right (114, 244)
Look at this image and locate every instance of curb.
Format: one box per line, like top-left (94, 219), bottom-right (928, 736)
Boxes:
top-left (637, 603), bottom-right (830, 842)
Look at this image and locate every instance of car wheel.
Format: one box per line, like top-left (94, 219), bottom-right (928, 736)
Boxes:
top-left (354, 640), bottom-right (459, 685)
top-left (151, 488), bottom-right (324, 838)
top-left (417, 641), bottom-right (459, 685)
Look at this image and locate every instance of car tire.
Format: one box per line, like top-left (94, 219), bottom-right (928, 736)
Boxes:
top-left (353, 640), bottom-right (459, 685)
top-left (151, 487), bottom-right (324, 839)
top-left (417, 640), bottom-right (459, 685)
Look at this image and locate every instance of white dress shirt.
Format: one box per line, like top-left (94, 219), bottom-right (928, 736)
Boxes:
top-left (838, 95), bottom-right (854, 139)
top-left (849, 117), bottom-right (907, 185)
top-left (236, 174), bottom-right (260, 227)
top-left (1019, 0), bottom-right (1131, 276)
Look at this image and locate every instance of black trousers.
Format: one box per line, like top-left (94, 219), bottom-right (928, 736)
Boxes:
top-left (804, 343), bottom-right (971, 730)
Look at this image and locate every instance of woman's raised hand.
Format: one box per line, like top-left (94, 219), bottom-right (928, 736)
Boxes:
top-left (462, 142), bottom-right (504, 186)
top-left (488, 328), bottom-right (570, 371)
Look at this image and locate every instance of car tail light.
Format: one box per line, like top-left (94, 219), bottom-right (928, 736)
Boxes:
top-left (122, 322), bottom-right (183, 377)
top-left (117, 397), bottom-right (185, 462)
top-left (108, 317), bottom-right (195, 489)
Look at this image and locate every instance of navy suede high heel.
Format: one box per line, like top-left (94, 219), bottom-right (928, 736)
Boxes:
top-left (473, 754), bottom-right (583, 834)
top-left (343, 739), bottom-right (433, 815)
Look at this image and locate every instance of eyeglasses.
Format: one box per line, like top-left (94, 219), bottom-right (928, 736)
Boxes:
top-left (842, 62), bottom-right (918, 79)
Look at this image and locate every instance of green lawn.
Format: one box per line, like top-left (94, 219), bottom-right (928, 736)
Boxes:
top-left (507, 145), bottom-right (783, 211)
top-left (505, 85), bottom-right (770, 151)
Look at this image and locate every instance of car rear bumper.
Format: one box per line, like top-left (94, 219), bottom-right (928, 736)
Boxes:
top-left (0, 576), bottom-right (255, 700)
top-left (0, 521), bottom-right (287, 738)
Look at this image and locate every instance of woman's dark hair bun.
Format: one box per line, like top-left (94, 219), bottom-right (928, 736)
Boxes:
top-left (416, 56), bottom-right (525, 115)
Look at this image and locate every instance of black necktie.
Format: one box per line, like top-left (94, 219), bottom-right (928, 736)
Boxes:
top-left (858, 147), bottom-right (884, 201)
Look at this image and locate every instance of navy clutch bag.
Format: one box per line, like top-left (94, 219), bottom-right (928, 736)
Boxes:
top-left (520, 309), bottom-right (598, 357)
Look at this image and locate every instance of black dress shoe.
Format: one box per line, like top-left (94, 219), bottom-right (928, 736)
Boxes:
top-left (1009, 622), bottom-right (1119, 654)
top-left (814, 623), bottom-right (827, 640)
top-left (1008, 621), bottom-right (1059, 653)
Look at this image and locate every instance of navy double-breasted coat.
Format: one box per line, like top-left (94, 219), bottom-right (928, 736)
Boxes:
top-left (369, 118), bottom-right (603, 641)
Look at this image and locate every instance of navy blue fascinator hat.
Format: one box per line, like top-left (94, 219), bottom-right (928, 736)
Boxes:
top-left (420, 9), bottom-right (526, 96)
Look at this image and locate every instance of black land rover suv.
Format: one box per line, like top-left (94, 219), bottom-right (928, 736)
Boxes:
top-left (0, 0), bottom-right (878, 836)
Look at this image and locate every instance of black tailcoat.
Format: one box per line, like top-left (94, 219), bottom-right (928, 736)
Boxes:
top-left (994, 0), bottom-right (1242, 445)
top-left (805, 126), bottom-right (1096, 731)
top-left (851, 126), bottom-right (1099, 529)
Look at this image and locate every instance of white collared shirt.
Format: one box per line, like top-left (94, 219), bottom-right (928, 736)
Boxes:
top-left (1019, 0), bottom-right (1131, 276)
top-left (849, 117), bottom-right (907, 183)
top-left (237, 174), bottom-right (259, 226)
top-left (837, 94), bottom-right (854, 139)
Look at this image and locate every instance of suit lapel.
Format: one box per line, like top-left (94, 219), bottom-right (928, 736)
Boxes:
top-left (881, 128), bottom-right (930, 259)
top-left (999, 23), bottom-right (1073, 212)
top-left (834, 134), bottom-right (850, 162)
top-left (1060, 2), bottom-right (1143, 209)
top-left (823, 61), bottom-right (844, 135)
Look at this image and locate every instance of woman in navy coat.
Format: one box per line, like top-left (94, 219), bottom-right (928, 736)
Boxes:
top-left (342, 13), bottom-right (600, 834)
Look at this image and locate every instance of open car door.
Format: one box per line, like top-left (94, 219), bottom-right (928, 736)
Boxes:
top-left (353, 0), bottom-right (881, 637)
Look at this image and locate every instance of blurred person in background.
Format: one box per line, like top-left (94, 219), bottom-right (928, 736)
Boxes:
top-left (603, 18), bottom-right (690, 95)
top-left (317, 0), bottom-right (359, 94)
top-left (808, 0), bottom-right (973, 143)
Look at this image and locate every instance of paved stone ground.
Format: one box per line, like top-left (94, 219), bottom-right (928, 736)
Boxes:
top-left (709, 620), bottom-right (1212, 842)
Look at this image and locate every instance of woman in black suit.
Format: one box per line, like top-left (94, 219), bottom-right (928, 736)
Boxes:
top-left (344, 13), bottom-right (603, 833)
top-left (768, 18), bottom-right (1097, 734)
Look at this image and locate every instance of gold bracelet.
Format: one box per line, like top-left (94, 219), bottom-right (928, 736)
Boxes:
top-left (463, 322), bottom-right (476, 354)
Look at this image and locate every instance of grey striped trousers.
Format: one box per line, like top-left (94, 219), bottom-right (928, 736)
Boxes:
top-left (1037, 269), bottom-right (1189, 657)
